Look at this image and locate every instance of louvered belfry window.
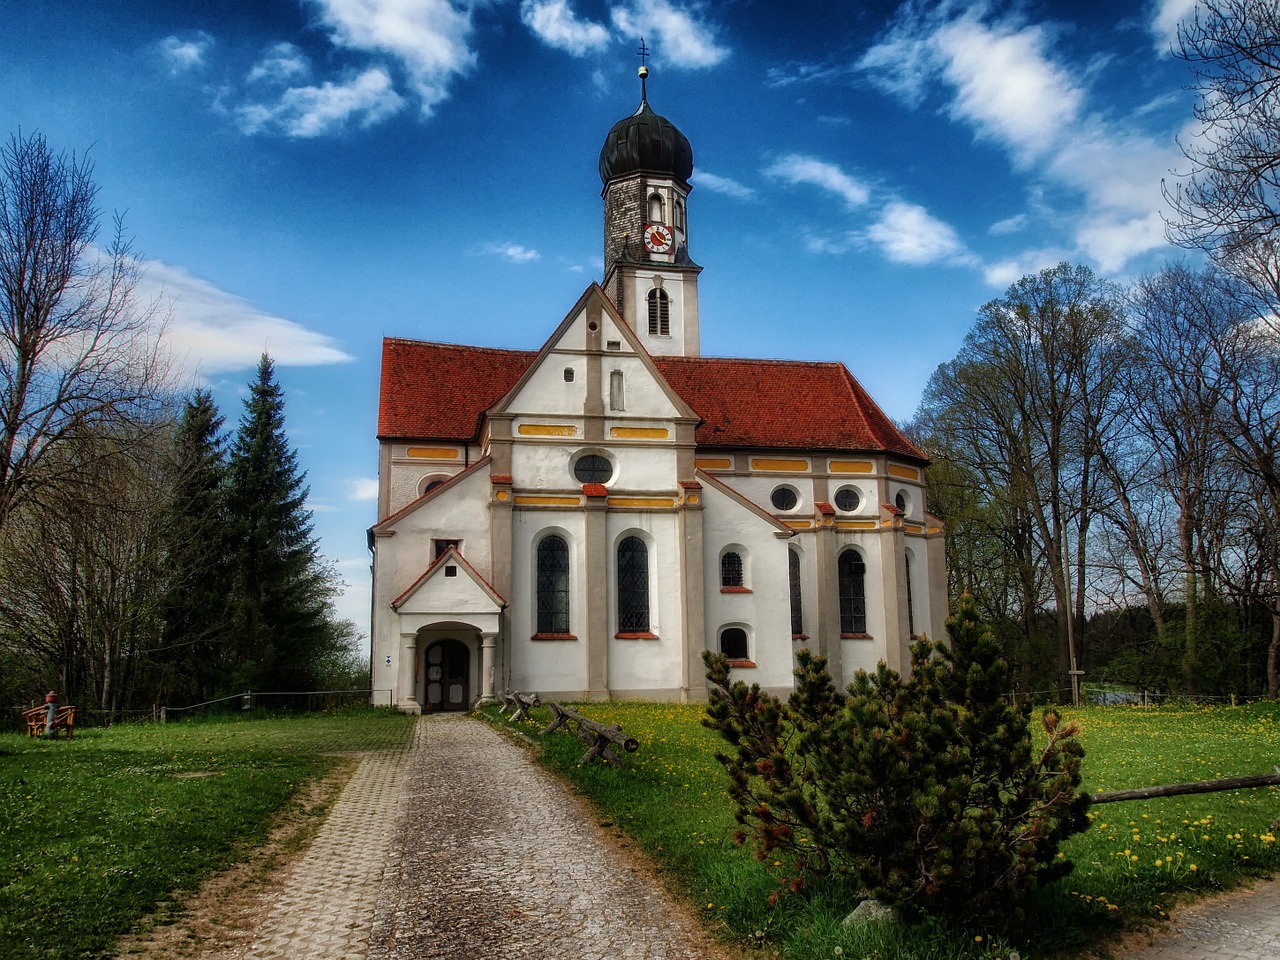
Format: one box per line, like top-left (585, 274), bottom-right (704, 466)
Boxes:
top-left (647, 288), bottom-right (670, 336)
top-left (536, 536), bottom-right (570, 634)
top-left (838, 550), bottom-right (867, 635)
top-left (617, 536), bottom-right (650, 632)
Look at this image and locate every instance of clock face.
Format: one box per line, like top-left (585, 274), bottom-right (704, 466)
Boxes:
top-left (644, 223), bottom-right (673, 253)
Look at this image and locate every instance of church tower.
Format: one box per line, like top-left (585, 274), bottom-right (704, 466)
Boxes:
top-left (598, 62), bottom-right (702, 357)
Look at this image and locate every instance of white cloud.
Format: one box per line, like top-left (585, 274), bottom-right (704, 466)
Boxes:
top-left (764, 154), bottom-right (870, 209)
top-left (866, 201), bottom-right (973, 266)
top-left (484, 242), bottom-right (541, 263)
top-left (308, 0), bottom-right (478, 116)
top-left (803, 230), bottom-right (862, 255)
top-left (157, 33), bottom-right (214, 74)
top-left (347, 478), bottom-right (380, 501)
top-left (521, 0), bottom-right (610, 56)
top-left (237, 68), bottom-right (406, 137)
top-left (247, 42), bottom-right (311, 84)
top-left (691, 170), bottom-right (755, 200)
top-left (136, 260), bottom-right (354, 378)
top-left (982, 248), bottom-right (1069, 288)
top-left (1150, 0), bottom-right (1198, 55)
top-left (611, 0), bottom-right (727, 69)
top-left (989, 213), bottom-right (1028, 236)
top-left (932, 16), bottom-right (1082, 165)
top-left (858, 3), bottom-right (1182, 274)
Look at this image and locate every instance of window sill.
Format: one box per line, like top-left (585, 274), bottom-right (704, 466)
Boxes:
top-left (841, 633), bottom-right (874, 640)
top-left (532, 632), bottom-right (577, 641)
top-left (726, 659), bottom-right (757, 669)
top-left (792, 633), bottom-right (809, 641)
top-left (720, 586), bottom-right (752, 594)
top-left (615, 631), bottom-right (659, 640)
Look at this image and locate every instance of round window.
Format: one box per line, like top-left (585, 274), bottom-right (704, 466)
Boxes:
top-left (834, 487), bottom-right (860, 512)
top-left (895, 491), bottom-right (909, 513)
top-left (573, 453), bottom-right (613, 484)
top-left (771, 486), bottom-right (799, 511)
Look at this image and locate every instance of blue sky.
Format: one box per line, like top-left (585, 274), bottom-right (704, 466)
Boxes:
top-left (4, 0), bottom-right (1203, 641)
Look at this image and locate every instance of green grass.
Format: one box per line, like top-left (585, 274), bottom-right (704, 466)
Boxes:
top-left (490, 699), bottom-right (1280, 960)
top-left (0, 708), bottom-right (415, 960)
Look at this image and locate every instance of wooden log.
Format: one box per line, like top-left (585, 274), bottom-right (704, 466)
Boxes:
top-left (542, 702), bottom-right (641, 763)
top-left (1091, 769), bottom-right (1280, 805)
top-left (509, 692), bottom-right (540, 721)
top-left (541, 701), bottom-right (572, 736)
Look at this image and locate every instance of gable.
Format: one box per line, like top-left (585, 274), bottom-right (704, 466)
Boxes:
top-left (392, 548), bottom-right (506, 615)
top-left (491, 284), bottom-right (697, 424)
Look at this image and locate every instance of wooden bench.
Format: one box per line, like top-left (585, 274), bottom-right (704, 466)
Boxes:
top-left (24, 705), bottom-right (76, 739)
top-left (541, 702), bottom-right (639, 765)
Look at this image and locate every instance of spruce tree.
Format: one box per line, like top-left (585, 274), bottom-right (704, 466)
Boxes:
top-left (157, 390), bottom-right (234, 702)
top-left (227, 355), bottom-right (332, 691)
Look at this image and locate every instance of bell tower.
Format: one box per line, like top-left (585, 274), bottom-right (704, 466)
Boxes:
top-left (598, 52), bottom-right (702, 357)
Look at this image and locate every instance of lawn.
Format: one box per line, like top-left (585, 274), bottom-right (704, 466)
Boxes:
top-left (4, 701), bottom-right (1275, 960)
top-left (0, 708), bottom-right (415, 960)
top-left (495, 698), bottom-right (1280, 960)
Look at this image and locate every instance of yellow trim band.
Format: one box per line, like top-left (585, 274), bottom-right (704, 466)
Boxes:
top-left (829, 460), bottom-right (874, 473)
top-left (751, 458), bottom-right (809, 472)
top-left (610, 426), bottom-right (669, 439)
top-left (517, 424), bottom-right (577, 437)
top-left (407, 446), bottom-right (460, 460)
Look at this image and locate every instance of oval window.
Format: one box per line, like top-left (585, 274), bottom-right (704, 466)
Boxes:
top-left (574, 454), bottom-right (613, 484)
top-left (771, 486), bottom-right (799, 511)
top-left (834, 487), bottom-right (860, 512)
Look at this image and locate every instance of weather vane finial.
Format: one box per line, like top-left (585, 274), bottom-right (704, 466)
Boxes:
top-left (637, 37), bottom-right (649, 101)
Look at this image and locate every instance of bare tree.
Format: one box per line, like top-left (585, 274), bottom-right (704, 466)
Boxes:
top-left (918, 263), bottom-right (1127, 698)
top-left (0, 131), bottom-right (166, 535)
top-left (1165, 0), bottom-right (1280, 305)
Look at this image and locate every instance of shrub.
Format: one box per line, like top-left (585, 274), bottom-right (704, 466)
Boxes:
top-left (703, 593), bottom-right (1090, 925)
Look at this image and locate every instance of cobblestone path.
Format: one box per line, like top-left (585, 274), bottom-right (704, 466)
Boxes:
top-left (1113, 878), bottom-right (1280, 960)
top-left (368, 714), bottom-right (731, 960)
top-left (238, 721), bottom-right (422, 959)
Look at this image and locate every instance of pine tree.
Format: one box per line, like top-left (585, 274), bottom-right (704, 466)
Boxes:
top-left (704, 593), bottom-right (1090, 925)
top-left (226, 355), bottom-right (333, 691)
top-left (156, 390), bottom-right (234, 703)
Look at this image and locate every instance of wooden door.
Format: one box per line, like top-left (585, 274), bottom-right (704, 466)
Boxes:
top-left (424, 639), bottom-right (469, 711)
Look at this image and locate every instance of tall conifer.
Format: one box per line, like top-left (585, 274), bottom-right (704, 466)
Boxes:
top-left (158, 389), bottom-right (234, 702)
top-left (227, 355), bottom-right (331, 691)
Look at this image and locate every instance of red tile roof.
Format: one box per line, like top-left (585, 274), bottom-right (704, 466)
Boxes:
top-left (653, 356), bottom-right (924, 460)
top-left (378, 337), bottom-right (924, 461)
top-left (379, 339), bottom-right (533, 442)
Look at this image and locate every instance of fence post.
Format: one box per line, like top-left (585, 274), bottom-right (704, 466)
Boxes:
top-left (160, 706), bottom-right (167, 724)
top-left (242, 691), bottom-right (252, 711)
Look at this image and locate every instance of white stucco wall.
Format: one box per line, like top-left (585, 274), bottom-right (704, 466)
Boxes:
top-left (700, 485), bottom-right (794, 691)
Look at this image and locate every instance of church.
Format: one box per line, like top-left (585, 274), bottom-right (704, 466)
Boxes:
top-left (369, 68), bottom-right (947, 712)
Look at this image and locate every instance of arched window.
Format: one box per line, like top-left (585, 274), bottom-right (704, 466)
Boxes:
top-left (838, 550), bottom-right (867, 635)
top-left (536, 536), bottom-right (570, 634)
top-left (674, 198), bottom-right (686, 233)
top-left (720, 627), bottom-right (748, 660)
top-left (648, 192), bottom-right (664, 223)
top-left (419, 476), bottom-right (447, 497)
top-left (617, 536), bottom-right (650, 632)
top-left (789, 548), bottom-right (804, 637)
top-left (647, 288), bottom-right (670, 336)
top-left (720, 551), bottom-right (744, 589)
top-left (905, 552), bottom-right (916, 637)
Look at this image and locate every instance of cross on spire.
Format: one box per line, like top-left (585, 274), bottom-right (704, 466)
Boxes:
top-left (637, 37), bottom-right (650, 102)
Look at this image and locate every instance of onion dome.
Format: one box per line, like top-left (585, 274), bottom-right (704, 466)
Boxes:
top-left (598, 66), bottom-right (693, 184)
